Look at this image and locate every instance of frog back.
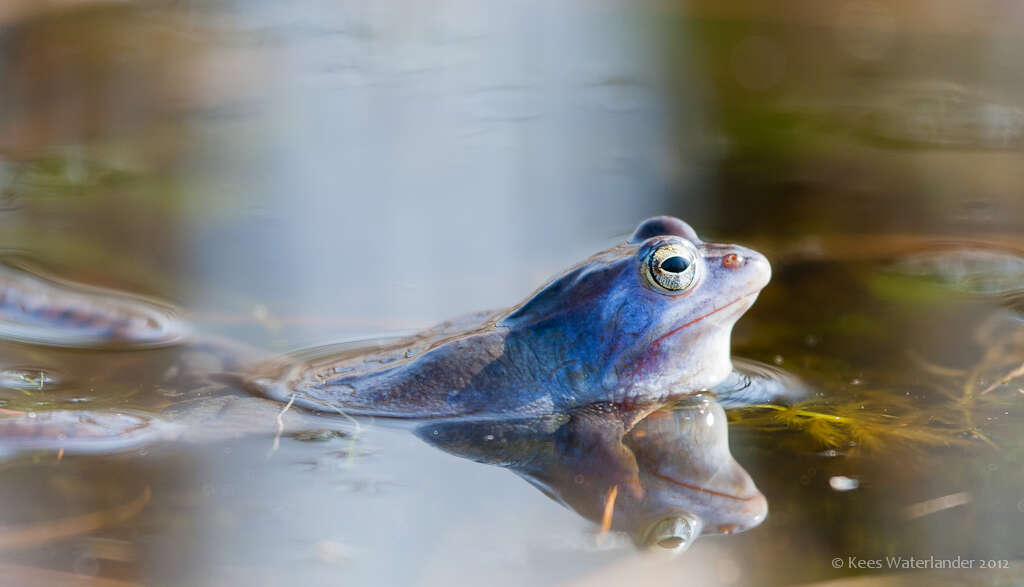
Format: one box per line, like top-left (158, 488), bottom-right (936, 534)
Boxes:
top-left (246, 310), bottom-right (530, 418)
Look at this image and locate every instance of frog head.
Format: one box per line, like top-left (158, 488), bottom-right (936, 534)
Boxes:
top-left (501, 216), bottom-right (770, 404)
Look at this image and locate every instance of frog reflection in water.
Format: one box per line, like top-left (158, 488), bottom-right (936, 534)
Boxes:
top-left (251, 216), bottom-right (773, 416)
top-left (419, 394), bottom-right (767, 552)
top-left (0, 216), bottom-right (782, 550)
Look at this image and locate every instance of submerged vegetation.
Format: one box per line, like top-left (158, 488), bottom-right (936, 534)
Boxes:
top-left (729, 249), bottom-right (1024, 454)
top-left (727, 398), bottom-right (970, 455)
top-left (729, 306), bottom-right (1022, 456)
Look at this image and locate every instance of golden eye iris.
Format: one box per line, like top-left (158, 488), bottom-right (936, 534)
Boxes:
top-left (643, 242), bottom-right (698, 293)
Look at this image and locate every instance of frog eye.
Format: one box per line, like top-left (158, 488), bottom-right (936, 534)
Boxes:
top-left (643, 241), bottom-right (698, 293)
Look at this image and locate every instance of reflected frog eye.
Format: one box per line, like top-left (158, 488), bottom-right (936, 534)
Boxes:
top-left (643, 242), bottom-right (698, 293)
top-left (644, 515), bottom-right (702, 553)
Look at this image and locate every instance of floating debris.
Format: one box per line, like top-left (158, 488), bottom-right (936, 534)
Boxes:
top-left (903, 491), bottom-right (971, 520)
top-left (981, 362), bottom-right (1024, 395)
top-left (267, 394), bottom-right (296, 459)
top-left (0, 367), bottom-right (61, 392)
top-left (828, 476), bottom-right (859, 491)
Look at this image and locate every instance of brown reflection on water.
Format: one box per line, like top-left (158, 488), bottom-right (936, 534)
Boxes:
top-left (419, 394), bottom-right (767, 554)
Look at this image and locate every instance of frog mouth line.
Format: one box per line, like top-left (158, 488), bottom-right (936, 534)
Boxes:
top-left (649, 469), bottom-right (760, 502)
top-left (647, 290), bottom-right (761, 352)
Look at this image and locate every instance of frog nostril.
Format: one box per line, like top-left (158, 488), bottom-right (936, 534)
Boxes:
top-left (722, 253), bottom-right (744, 269)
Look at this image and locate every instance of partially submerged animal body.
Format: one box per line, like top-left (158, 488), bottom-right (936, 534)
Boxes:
top-left (0, 216), bottom-right (793, 448)
top-left (0, 216), bottom-right (785, 550)
top-left (249, 216), bottom-right (777, 418)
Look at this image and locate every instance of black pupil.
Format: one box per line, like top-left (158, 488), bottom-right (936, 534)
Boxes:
top-left (660, 256), bottom-right (689, 273)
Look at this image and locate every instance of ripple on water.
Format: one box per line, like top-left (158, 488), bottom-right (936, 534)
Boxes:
top-left (885, 244), bottom-right (1024, 300)
top-left (0, 410), bottom-right (168, 457)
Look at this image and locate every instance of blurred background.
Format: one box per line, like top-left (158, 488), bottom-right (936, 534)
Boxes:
top-left (2, 1), bottom-right (1022, 339)
top-left (0, 1), bottom-right (1021, 585)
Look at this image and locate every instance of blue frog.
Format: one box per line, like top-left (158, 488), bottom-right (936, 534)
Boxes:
top-left (250, 216), bottom-right (772, 418)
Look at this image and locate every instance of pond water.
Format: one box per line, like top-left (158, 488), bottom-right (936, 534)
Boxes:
top-left (0, 1), bottom-right (1022, 585)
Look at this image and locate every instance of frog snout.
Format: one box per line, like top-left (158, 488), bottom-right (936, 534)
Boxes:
top-left (725, 246), bottom-right (771, 290)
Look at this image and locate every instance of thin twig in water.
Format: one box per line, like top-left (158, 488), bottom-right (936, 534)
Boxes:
top-left (316, 399), bottom-right (363, 465)
top-left (981, 362), bottom-right (1024, 395)
top-left (906, 349), bottom-right (968, 378)
top-left (267, 394), bottom-right (296, 459)
top-left (959, 363), bottom-right (1001, 450)
top-left (903, 491), bottom-right (971, 520)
